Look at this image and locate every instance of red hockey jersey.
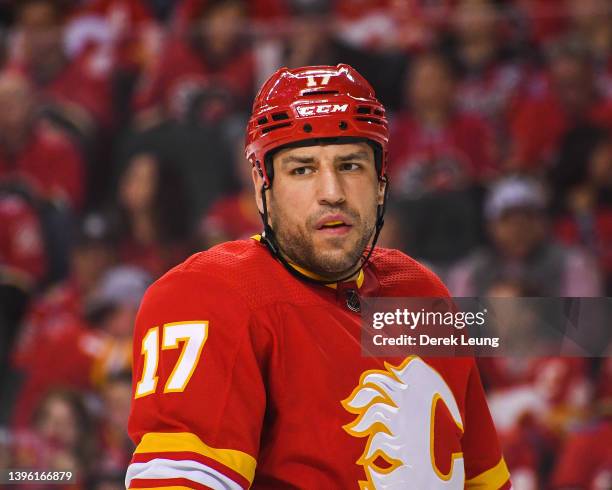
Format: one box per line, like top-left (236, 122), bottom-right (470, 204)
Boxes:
top-left (127, 237), bottom-right (511, 489)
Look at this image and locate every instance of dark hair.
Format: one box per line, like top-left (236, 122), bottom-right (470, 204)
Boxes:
top-left (114, 152), bottom-right (194, 245)
top-left (32, 388), bottom-right (96, 469)
top-left (106, 369), bottom-right (132, 386)
top-left (551, 124), bottom-right (611, 212)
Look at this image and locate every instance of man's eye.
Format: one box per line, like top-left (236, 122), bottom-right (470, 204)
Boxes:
top-left (291, 167), bottom-right (313, 175)
top-left (340, 163), bottom-right (360, 171)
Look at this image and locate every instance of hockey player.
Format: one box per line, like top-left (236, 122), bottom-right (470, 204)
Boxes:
top-left (126, 64), bottom-right (511, 489)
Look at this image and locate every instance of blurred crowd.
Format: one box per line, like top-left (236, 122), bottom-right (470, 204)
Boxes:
top-left (0, 0), bottom-right (610, 488)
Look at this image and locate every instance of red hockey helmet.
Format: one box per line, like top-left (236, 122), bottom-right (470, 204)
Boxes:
top-left (245, 64), bottom-right (389, 186)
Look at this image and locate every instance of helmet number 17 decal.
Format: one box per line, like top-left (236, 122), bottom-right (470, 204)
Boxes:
top-left (306, 74), bottom-right (331, 87)
top-left (134, 321), bottom-right (209, 398)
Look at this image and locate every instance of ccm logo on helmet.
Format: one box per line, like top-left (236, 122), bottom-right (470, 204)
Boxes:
top-left (296, 104), bottom-right (349, 117)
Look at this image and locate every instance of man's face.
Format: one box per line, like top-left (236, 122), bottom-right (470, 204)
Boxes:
top-left (0, 73), bottom-right (33, 140)
top-left (408, 57), bottom-right (454, 115)
top-left (18, 1), bottom-right (62, 65)
top-left (551, 56), bottom-right (593, 114)
top-left (253, 142), bottom-right (385, 279)
top-left (490, 208), bottom-right (546, 259)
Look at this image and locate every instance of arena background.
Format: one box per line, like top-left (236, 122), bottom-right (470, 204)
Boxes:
top-left (0, 0), bottom-right (610, 488)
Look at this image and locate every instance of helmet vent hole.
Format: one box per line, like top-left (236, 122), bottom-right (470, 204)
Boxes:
top-left (301, 90), bottom-right (339, 96)
top-left (356, 106), bottom-right (371, 114)
top-left (261, 122), bottom-right (291, 134)
top-left (271, 112), bottom-right (289, 121)
top-left (355, 116), bottom-right (383, 125)
top-left (373, 109), bottom-right (384, 116)
top-left (339, 121), bottom-right (348, 130)
top-left (257, 117), bottom-right (268, 125)
top-left (303, 123), bottom-right (313, 133)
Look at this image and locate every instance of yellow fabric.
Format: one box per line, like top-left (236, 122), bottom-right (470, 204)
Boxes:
top-left (465, 458), bottom-right (511, 489)
top-left (135, 432), bottom-right (256, 484)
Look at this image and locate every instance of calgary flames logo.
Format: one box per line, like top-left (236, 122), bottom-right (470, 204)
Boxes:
top-left (342, 357), bottom-right (465, 489)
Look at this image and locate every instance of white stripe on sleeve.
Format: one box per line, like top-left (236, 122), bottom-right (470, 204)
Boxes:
top-left (125, 457), bottom-right (244, 490)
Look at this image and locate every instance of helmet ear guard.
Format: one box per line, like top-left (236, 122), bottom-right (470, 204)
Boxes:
top-left (246, 64), bottom-right (390, 285)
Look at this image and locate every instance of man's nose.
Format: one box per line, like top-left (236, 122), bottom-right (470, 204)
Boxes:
top-left (316, 165), bottom-right (346, 206)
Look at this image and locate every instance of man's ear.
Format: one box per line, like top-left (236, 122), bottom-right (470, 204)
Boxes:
top-left (377, 176), bottom-right (387, 206)
top-left (252, 166), bottom-right (264, 214)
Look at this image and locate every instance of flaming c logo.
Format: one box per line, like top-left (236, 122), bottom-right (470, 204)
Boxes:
top-left (342, 357), bottom-right (465, 489)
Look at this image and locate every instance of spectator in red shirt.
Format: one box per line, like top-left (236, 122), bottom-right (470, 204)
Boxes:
top-left (389, 52), bottom-right (498, 197)
top-left (0, 187), bottom-right (47, 412)
top-left (387, 52), bottom-right (497, 265)
top-left (0, 70), bottom-right (85, 210)
top-left (9, 0), bottom-right (115, 135)
top-left (0, 189), bottom-right (47, 289)
top-left (12, 266), bottom-right (150, 429)
top-left (13, 213), bottom-right (116, 370)
top-left (446, 0), bottom-right (526, 133)
top-left (551, 417), bottom-right (612, 489)
top-left (133, 0), bottom-right (254, 126)
top-left (108, 152), bottom-right (195, 278)
top-left (509, 41), bottom-right (612, 170)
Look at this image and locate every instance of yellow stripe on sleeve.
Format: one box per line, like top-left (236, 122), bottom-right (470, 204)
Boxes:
top-left (465, 458), bottom-right (510, 489)
top-left (135, 432), bottom-right (257, 484)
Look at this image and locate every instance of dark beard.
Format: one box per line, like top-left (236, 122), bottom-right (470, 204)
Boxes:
top-left (269, 205), bottom-right (375, 279)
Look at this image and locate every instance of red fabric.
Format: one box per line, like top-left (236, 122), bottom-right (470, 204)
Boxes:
top-left (119, 239), bottom-right (191, 279)
top-left (527, 357), bottom-right (589, 406)
top-left (509, 93), bottom-right (612, 169)
top-left (595, 357), bottom-right (612, 404)
top-left (12, 322), bottom-right (101, 428)
top-left (501, 425), bottom-right (541, 476)
top-left (554, 208), bottom-right (612, 276)
top-left (388, 111), bottom-right (497, 193)
top-left (12, 280), bottom-right (83, 369)
top-left (0, 194), bottom-right (46, 284)
top-left (42, 47), bottom-right (115, 129)
top-left (128, 238), bottom-right (509, 488)
top-left (0, 125), bottom-right (85, 209)
top-left (130, 477), bottom-right (215, 490)
top-left (133, 37), bottom-right (254, 119)
top-left (202, 193), bottom-right (261, 241)
top-left (76, 0), bottom-right (153, 22)
top-left (551, 420), bottom-right (612, 489)
top-left (13, 320), bottom-right (131, 428)
top-left (515, 0), bottom-right (569, 46)
top-left (9, 43), bottom-right (115, 130)
top-left (72, 0), bottom-right (157, 72)
top-left (334, 0), bottom-right (388, 19)
top-left (455, 62), bottom-right (526, 127)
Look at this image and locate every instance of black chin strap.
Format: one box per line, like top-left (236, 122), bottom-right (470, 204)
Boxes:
top-left (258, 177), bottom-right (389, 286)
